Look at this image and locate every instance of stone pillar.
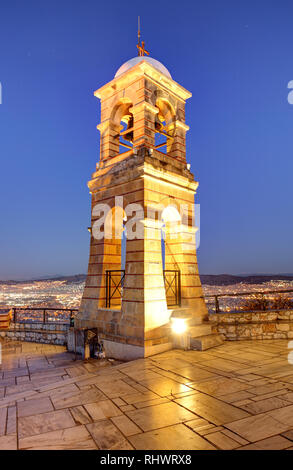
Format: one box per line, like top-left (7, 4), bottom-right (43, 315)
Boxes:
top-left (165, 220), bottom-right (207, 322)
top-left (77, 199), bottom-right (122, 324)
top-left (168, 120), bottom-right (189, 163)
top-left (119, 217), bottom-right (169, 348)
top-left (130, 102), bottom-right (158, 149)
top-left (97, 120), bottom-right (120, 162)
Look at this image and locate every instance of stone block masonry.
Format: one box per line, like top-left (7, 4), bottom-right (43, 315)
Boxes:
top-left (0, 310), bottom-right (12, 329)
top-left (210, 309), bottom-right (293, 340)
top-left (0, 322), bottom-right (69, 345)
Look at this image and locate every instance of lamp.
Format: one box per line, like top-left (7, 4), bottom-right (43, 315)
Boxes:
top-left (171, 317), bottom-right (187, 334)
top-left (170, 310), bottom-right (192, 350)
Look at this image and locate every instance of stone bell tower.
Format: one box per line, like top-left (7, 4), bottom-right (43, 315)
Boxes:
top-left (75, 48), bottom-right (222, 359)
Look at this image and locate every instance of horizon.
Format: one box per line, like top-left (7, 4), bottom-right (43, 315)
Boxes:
top-left (0, 0), bottom-right (292, 278)
top-left (2, 272), bottom-right (293, 283)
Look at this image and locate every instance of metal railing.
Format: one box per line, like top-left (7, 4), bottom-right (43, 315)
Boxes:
top-left (104, 269), bottom-right (181, 309)
top-left (105, 270), bottom-right (125, 308)
top-left (10, 307), bottom-right (78, 325)
top-left (205, 288), bottom-right (293, 314)
top-left (4, 287), bottom-right (292, 324)
top-left (163, 270), bottom-right (181, 307)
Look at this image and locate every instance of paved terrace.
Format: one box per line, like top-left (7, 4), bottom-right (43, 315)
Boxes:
top-left (1, 339), bottom-right (293, 450)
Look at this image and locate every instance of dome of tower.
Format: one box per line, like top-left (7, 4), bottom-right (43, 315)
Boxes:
top-left (115, 57), bottom-right (172, 79)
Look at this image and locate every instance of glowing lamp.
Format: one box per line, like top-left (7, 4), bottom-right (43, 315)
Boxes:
top-left (171, 317), bottom-right (187, 335)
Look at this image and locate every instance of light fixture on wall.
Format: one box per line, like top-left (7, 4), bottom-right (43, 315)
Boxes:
top-left (171, 317), bottom-right (187, 334)
top-left (170, 311), bottom-right (192, 350)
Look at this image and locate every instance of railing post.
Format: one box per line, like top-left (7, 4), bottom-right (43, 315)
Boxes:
top-left (175, 271), bottom-right (178, 306)
top-left (178, 270), bottom-right (181, 307)
top-left (108, 271), bottom-right (111, 309)
top-left (69, 310), bottom-right (74, 327)
top-left (43, 309), bottom-right (46, 324)
top-left (13, 308), bottom-right (17, 323)
top-left (215, 296), bottom-right (220, 313)
top-left (105, 271), bottom-right (109, 308)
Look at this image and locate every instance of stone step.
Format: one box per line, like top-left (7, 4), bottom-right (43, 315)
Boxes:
top-left (169, 308), bottom-right (193, 320)
top-left (169, 308), bottom-right (206, 326)
top-left (190, 334), bottom-right (224, 351)
top-left (188, 324), bottom-right (212, 337)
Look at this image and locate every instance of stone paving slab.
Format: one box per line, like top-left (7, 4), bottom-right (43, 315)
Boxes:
top-left (18, 409), bottom-right (75, 439)
top-left (87, 420), bottom-right (133, 450)
top-left (1, 338), bottom-right (293, 449)
top-left (129, 423), bottom-right (216, 450)
top-left (19, 425), bottom-right (97, 450)
top-left (17, 396), bottom-right (54, 418)
top-left (126, 401), bottom-right (197, 432)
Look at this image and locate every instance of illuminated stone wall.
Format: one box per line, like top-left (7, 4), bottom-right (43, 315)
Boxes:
top-left (210, 310), bottom-right (293, 340)
top-left (0, 322), bottom-right (68, 345)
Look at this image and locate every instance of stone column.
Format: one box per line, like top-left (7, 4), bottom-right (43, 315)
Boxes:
top-left (77, 198), bottom-right (122, 324)
top-left (168, 120), bottom-right (189, 163)
top-left (97, 120), bottom-right (120, 161)
top-left (130, 102), bottom-right (158, 149)
top-left (119, 216), bottom-right (169, 347)
top-left (165, 220), bottom-right (207, 322)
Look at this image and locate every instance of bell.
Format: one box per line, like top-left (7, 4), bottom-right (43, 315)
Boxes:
top-left (155, 114), bottom-right (164, 132)
top-left (123, 116), bottom-right (134, 143)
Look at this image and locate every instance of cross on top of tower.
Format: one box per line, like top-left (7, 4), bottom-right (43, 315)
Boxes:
top-left (137, 40), bottom-right (149, 57)
top-left (137, 16), bottom-right (149, 57)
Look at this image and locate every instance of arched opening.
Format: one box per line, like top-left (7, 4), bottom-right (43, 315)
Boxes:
top-left (161, 205), bottom-right (182, 307)
top-left (104, 206), bottom-right (127, 309)
top-left (111, 99), bottom-right (134, 155)
top-left (154, 98), bottom-right (176, 154)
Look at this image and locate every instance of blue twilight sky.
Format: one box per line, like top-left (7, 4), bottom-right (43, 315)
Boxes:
top-left (0, 0), bottom-right (292, 280)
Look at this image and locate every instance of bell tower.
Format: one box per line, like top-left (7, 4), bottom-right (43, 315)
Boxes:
top-left (75, 44), bottom-right (222, 359)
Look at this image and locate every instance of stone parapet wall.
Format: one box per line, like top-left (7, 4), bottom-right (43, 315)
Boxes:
top-left (210, 309), bottom-right (293, 340)
top-left (0, 322), bottom-right (69, 345)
